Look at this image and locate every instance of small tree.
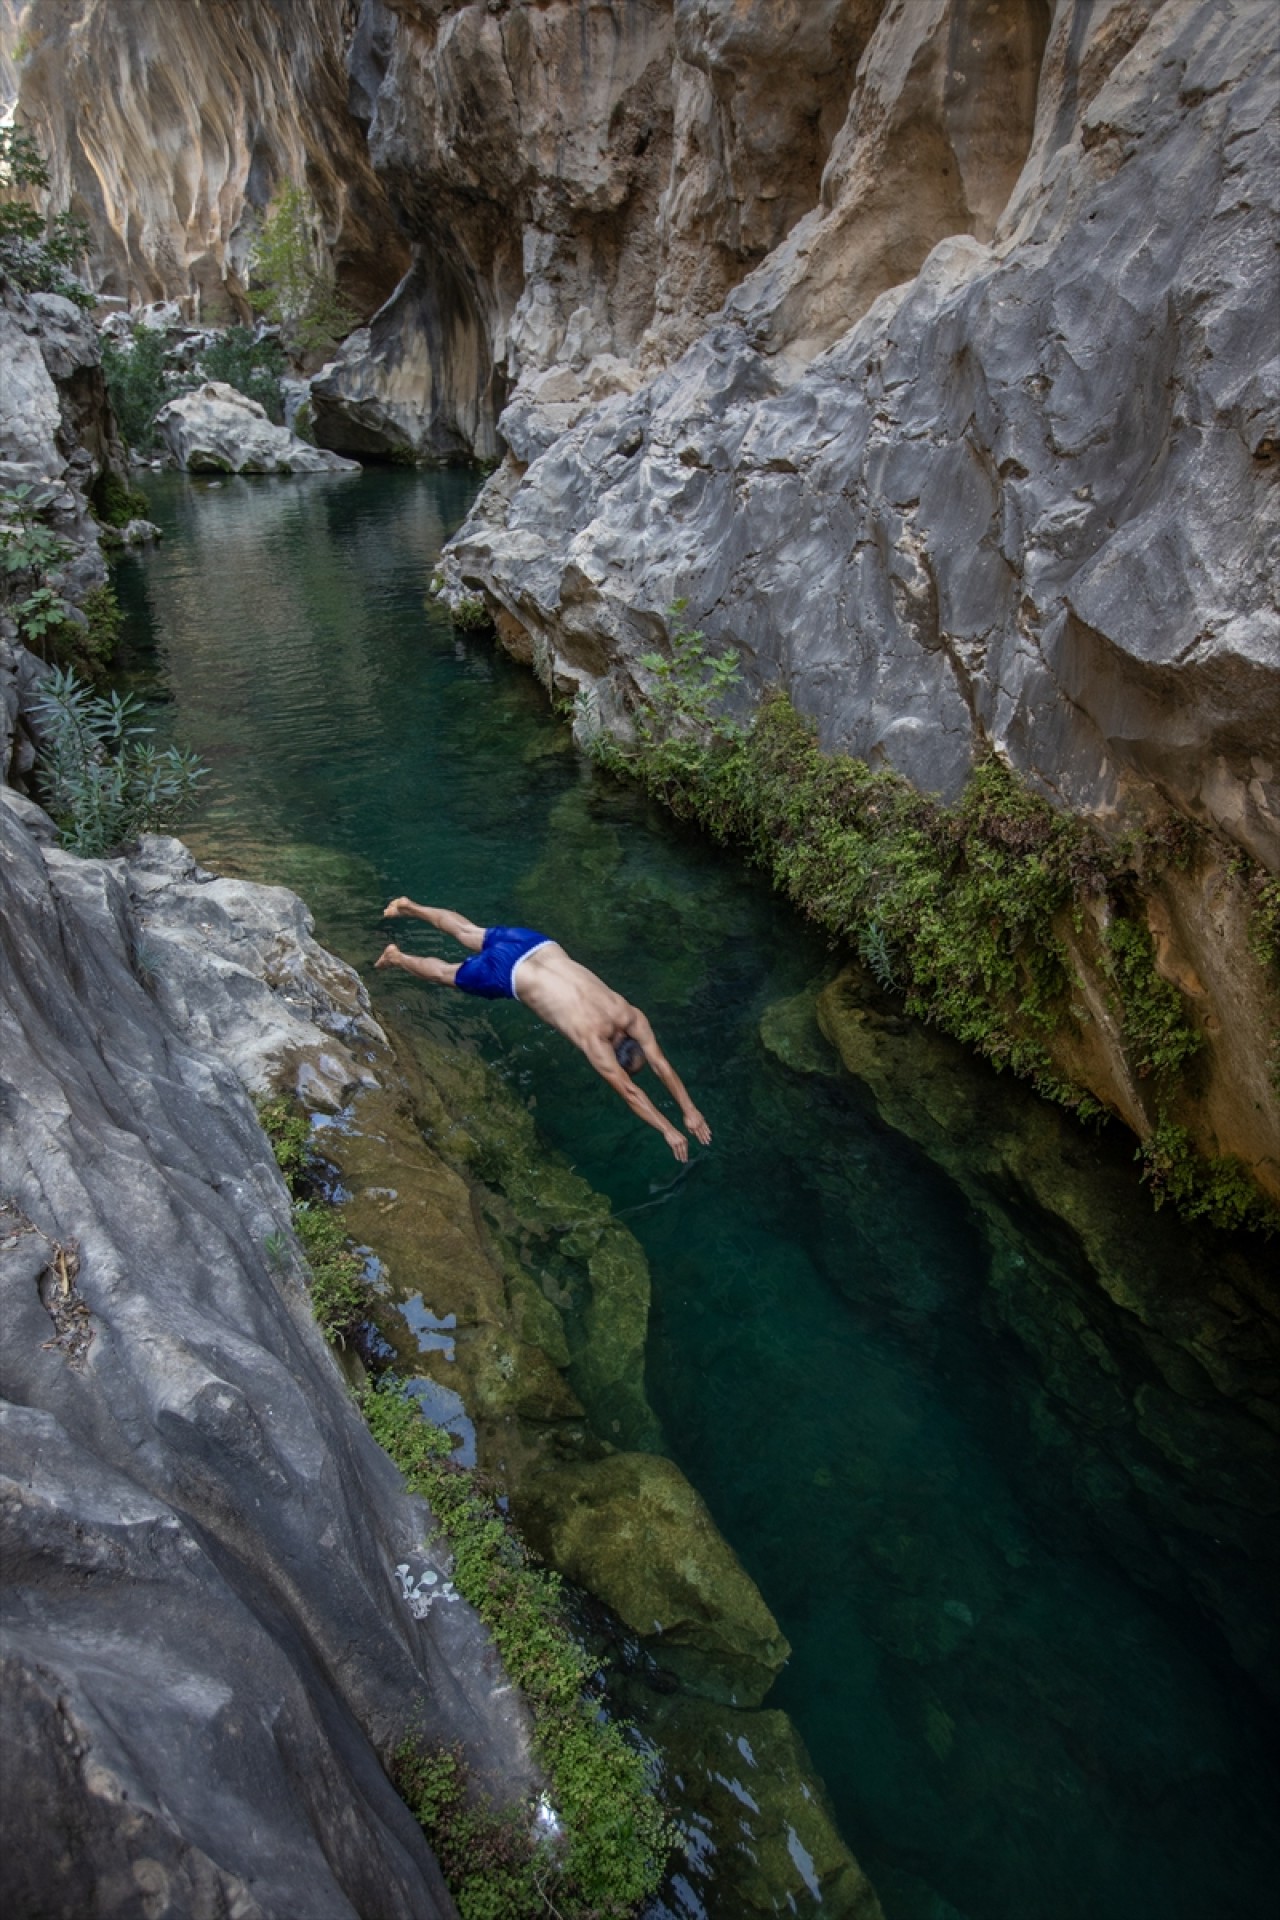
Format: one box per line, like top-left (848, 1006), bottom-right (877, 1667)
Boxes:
top-left (248, 183), bottom-right (355, 359)
top-left (0, 125), bottom-right (93, 306)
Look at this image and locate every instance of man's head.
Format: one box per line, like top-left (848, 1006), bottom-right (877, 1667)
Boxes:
top-left (614, 1035), bottom-right (647, 1076)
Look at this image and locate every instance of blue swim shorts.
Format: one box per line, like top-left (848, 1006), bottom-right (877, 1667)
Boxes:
top-left (454, 926), bottom-right (553, 1001)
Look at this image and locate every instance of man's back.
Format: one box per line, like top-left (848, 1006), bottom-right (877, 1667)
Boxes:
top-left (512, 942), bottom-right (636, 1058)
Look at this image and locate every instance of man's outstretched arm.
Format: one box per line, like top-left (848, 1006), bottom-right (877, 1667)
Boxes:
top-left (628, 1013), bottom-right (712, 1147)
top-left (592, 1056), bottom-right (695, 1162)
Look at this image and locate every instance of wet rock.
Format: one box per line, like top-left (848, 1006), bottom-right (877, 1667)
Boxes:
top-left (155, 381), bottom-right (361, 475)
top-left (639, 1697), bottom-right (883, 1920)
top-left (0, 790), bottom-right (539, 1915)
top-left (515, 1451), bottom-right (791, 1708)
top-left (815, 964), bottom-right (1280, 1697)
top-left (759, 986), bottom-right (842, 1079)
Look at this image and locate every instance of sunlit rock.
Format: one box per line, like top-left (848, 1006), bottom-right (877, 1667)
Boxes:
top-left (154, 381), bottom-right (360, 475)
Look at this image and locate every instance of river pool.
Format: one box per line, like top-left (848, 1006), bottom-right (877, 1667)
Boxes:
top-left (113, 469), bottom-right (1279, 1920)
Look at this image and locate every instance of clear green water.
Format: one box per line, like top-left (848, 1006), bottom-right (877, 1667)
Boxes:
top-left (114, 471), bottom-right (1280, 1920)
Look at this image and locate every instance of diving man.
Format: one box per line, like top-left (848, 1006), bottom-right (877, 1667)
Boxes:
top-left (376, 900), bottom-right (712, 1162)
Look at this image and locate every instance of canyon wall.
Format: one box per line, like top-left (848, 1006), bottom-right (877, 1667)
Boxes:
top-left (7, 0), bottom-right (1277, 1181)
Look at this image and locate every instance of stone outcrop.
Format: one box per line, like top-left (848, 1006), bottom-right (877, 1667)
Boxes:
top-left (758, 972), bottom-right (1280, 1700)
top-left (0, 275), bottom-right (127, 594)
top-left (155, 379), bottom-right (361, 474)
top-left (0, 797), bottom-right (542, 1917)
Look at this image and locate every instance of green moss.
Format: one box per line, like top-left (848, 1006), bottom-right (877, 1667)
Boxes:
top-left (91, 470), bottom-right (150, 529)
top-left (366, 1381), bottom-right (672, 1917)
top-left (257, 1094), bottom-right (366, 1344)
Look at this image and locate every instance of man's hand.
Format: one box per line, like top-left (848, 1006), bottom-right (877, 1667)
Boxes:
top-left (682, 1108), bottom-right (712, 1147)
top-left (383, 897), bottom-right (411, 918)
top-left (665, 1128), bottom-right (690, 1163)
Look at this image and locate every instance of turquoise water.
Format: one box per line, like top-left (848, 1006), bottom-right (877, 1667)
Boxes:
top-left (114, 471), bottom-right (1280, 1920)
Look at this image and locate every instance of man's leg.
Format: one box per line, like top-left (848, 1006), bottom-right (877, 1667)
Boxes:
top-left (374, 946), bottom-right (461, 984)
top-left (382, 898), bottom-right (486, 951)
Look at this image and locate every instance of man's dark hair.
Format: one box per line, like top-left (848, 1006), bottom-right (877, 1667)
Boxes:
top-left (614, 1036), bottom-right (646, 1074)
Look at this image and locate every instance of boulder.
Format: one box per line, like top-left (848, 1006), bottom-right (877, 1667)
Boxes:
top-left (515, 1450), bottom-right (791, 1707)
top-left (155, 380), bottom-right (360, 474)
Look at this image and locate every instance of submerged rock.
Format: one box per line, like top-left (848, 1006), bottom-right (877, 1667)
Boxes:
top-left (516, 1450), bottom-right (791, 1708)
top-left (155, 381), bottom-right (360, 475)
top-left (814, 963), bottom-right (1280, 1698)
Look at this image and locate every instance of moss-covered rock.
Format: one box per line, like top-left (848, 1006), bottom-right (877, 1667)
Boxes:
top-left (515, 1450), bottom-right (791, 1707)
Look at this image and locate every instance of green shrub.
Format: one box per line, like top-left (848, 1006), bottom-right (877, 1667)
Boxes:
top-left (1, 483), bottom-right (71, 584)
top-left (199, 326), bottom-right (287, 422)
top-left (451, 594), bottom-right (493, 632)
top-left (32, 665), bottom-right (207, 855)
top-left (100, 327), bottom-right (174, 453)
top-left (1138, 1118), bottom-right (1277, 1235)
top-left (91, 470), bottom-right (151, 529)
top-left (249, 183), bottom-right (357, 359)
top-left (0, 126), bottom-right (93, 307)
top-left (1102, 914), bottom-right (1201, 1081)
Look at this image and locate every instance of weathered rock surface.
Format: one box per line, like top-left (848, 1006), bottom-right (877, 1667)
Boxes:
top-left (154, 381), bottom-right (361, 475)
top-left (0, 792), bottom-right (540, 1917)
top-left (9, 0), bottom-right (406, 320)
top-left (0, 276), bottom-right (127, 599)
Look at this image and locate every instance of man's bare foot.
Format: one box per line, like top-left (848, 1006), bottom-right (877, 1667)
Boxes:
top-left (383, 896), bottom-right (411, 919)
top-left (375, 943), bottom-right (401, 969)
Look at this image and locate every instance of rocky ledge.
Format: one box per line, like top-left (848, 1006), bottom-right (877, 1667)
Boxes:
top-left (0, 795), bottom-right (537, 1918)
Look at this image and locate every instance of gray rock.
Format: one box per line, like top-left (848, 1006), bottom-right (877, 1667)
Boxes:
top-left (155, 382), bottom-right (361, 475)
top-left (0, 791), bottom-right (539, 1916)
top-left (449, 0), bottom-right (1280, 868)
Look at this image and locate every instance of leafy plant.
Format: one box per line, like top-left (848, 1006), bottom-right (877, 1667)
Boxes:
top-left (0, 125), bottom-right (93, 306)
top-left (13, 584), bottom-right (74, 653)
top-left (451, 594), bottom-right (493, 632)
top-left (91, 470), bottom-right (151, 530)
top-left (100, 326), bottom-right (174, 453)
top-left (1138, 1117), bottom-right (1276, 1234)
top-left (32, 665), bottom-right (207, 855)
top-left (199, 326), bottom-right (287, 421)
top-left (248, 183), bottom-right (357, 359)
top-left (1103, 914), bottom-right (1201, 1081)
top-left (1, 484), bottom-right (71, 582)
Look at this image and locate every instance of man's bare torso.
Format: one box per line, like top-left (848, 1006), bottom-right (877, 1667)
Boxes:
top-left (511, 942), bottom-right (637, 1061)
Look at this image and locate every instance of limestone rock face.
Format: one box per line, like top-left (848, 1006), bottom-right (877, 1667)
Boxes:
top-left (10, 0), bottom-right (406, 320)
top-left (155, 381), bottom-right (361, 474)
top-left (451, 1), bottom-right (1279, 870)
top-left (0, 790), bottom-right (538, 1916)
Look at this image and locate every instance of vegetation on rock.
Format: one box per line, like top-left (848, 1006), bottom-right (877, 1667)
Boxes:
top-left (586, 609), bottom-right (1277, 1233)
top-left (256, 1093), bottom-right (672, 1915)
top-left (0, 125), bottom-right (92, 306)
top-left (32, 666), bottom-right (207, 856)
top-left (2, 485), bottom-right (126, 677)
top-left (369, 1382), bottom-right (673, 1920)
top-left (249, 182), bottom-right (356, 359)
